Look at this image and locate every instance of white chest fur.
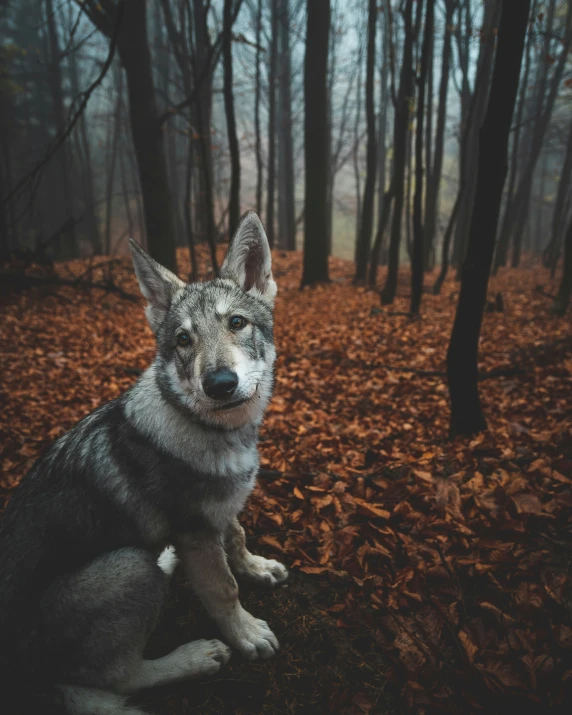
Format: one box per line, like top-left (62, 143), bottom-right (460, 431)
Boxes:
top-left (125, 367), bottom-right (260, 531)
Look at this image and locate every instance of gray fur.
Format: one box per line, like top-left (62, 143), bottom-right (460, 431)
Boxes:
top-left (0, 212), bottom-right (287, 715)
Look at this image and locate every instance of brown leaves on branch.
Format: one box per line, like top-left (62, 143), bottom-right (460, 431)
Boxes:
top-left (0, 247), bottom-right (571, 711)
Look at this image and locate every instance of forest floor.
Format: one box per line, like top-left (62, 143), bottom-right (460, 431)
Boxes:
top-left (1, 247), bottom-right (572, 714)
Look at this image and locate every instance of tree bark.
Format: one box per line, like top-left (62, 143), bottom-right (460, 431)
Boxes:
top-left (191, 0), bottom-right (218, 273)
top-left (254, 0), bottom-right (263, 217)
top-left (354, 0), bottom-right (377, 283)
top-left (544, 115), bottom-right (572, 271)
top-left (223, 0), bottom-right (241, 237)
top-left (301, 0), bottom-right (330, 287)
top-left (447, 0), bottom-right (531, 436)
top-left (277, 0), bottom-right (296, 250)
top-left (508, 0), bottom-right (572, 268)
top-left (104, 63), bottom-right (122, 255)
top-left (266, 0), bottom-right (279, 247)
top-left (451, 0), bottom-right (500, 274)
top-left (424, 0), bottom-right (455, 273)
top-left (45, 0), bottom-right (76, 259)
top-left (109, 0), bottom-right (177, 271)
top-left (379, 0), bottom-right (414, 305)
top-left (492, 2), bottom-right (534, 273)
top-left (411, 0), bottom-right (433, 315)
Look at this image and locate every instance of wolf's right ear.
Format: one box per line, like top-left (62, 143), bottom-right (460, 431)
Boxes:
top-left (129, 239), bottom-right (185, 333)
top-left (220, 211), bottom-right (277, 306)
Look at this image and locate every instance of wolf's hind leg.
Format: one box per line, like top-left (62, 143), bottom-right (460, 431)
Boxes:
top-left (41, 547), bottom-right (168, 691)
top-left (116, 639), bottom-right (231, 694)
top-left (225, 517), bottom-right (288, 587)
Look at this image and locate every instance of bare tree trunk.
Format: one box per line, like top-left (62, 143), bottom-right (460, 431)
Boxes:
top-left (447, 0), bottom-right (530, 436)
top-left (88, 0), bottom-right (178, 271)
top-left (119, 136), bottom-right (134, 237)
top-left (411, 0), bottom-right (433, 315)
top-left (277, 0), bottom-right (296, 250)
top-left (184, 131), bottom-right (197, 280)
top-left (223, 0), bottom-right (241, 237)
top-left (46, 0), bottom-right (76, 258)
top-left (424, 0), bottom-right (455, 273)
top-left (422, 0), bottom-right (434, 270)
top-left (352, 45), bottom-right (363, 264)
top-left (552, 214), bottom-right (572, 316)
top-left (105, 63), bottom-right (122, 255)
top-left (125, 141), bottom-right (146, 245)
top-left (301, 0), bottom-right (330, 286)
top-left (508, 0), bottom-right (572, 268)
top-left (544, 115), bottom-right (572, 271)
top-left (493, 2), bottom-right (534, 273)
top-left (266, 0), bottom-right (279, 247)
top-left (188, 0), bottom-right (217, 274)
top-left (452, 1), bottom-right (500, 275)
top-left (354, 0), bottom-right (377, 283)
top-left (379, 0), bottom-right (414, 305)
top-left (405, 127), bottom-right (413, 261)
top-left (377, 11), bottom-right (389, 232)
top-left (254, 0), bottom-right (263, 217)
top-left (66, 2), bottom-right (101, 255)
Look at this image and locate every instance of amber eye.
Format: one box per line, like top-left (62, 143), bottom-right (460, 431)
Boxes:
top-left (230, 315), bottom-right (247, 330)
top-left (177, 332), bottom-right (191, 347)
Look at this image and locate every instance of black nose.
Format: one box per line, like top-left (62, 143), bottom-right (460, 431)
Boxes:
top-left (203, 368), bottom-right (239, 400)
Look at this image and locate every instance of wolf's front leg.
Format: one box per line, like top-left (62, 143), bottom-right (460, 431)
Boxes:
top-left (177, 533), bottom-right (279, 660)
top-left (225, 517), bottom-right (288, 587)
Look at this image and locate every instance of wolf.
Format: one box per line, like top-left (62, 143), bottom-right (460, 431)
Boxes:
top-left (0, 212), bottom-right (288, 715)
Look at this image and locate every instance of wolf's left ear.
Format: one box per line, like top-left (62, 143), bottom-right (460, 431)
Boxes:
top-left (129, 239), bottom-right (186, 332)
top-left (220, 211), bottom-right (277, 306)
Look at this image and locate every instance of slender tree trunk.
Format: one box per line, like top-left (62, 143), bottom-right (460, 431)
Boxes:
top-left (354, 0), bottom-right (377, 282)
top-left (405, 127), bottom-right (413, 261)
top-left (119, 137), bottom-right (134, 237)
top-left (422, 2), bottom-right (434, 270)
top-left (507, 0), bottom-right (572, 267)
top-left (552, 214), bottom-right (572, 316)
top-left (66, 3), bottom-right (101, 255)
top-left (223, 0), bottom-right (241, 237)
top-left (493, 3), bottom-right (534, 273)
top-left (353, 47), bottom-right (363, 263)
top-left (184, 133), bottom-right (197, 281)
top-left (411, 0), bottom-right (433, 315)
top-left (452, 1), bottom-right (500, 275)
top-left (377, 13), bottom-right (389, 232)
top-left (254, 0), bottom-right (263, 217)
top-left (301, 0), bottom-right (330, 286)
top-left (105, 63), bottom-right (123, 255)
top-left (424, 0), bottom-right (455, 273)
top-left (46, 0), bottom-right (76, 258)
top-left (447, 0), bottom-right (531, 436)
top-left (544, 115), bottom-right (572, 270)
top-left (112, 0), bottom-right (177, 271)
top-left (266, 0), bottom-right (279, 247)
top-left (380, 0), bottom-right (414, 305)
top-left (277, 0), bottom-right (296, 250)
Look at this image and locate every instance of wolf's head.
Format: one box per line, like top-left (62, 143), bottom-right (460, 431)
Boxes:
top-left (130, 212), bottom-right (277, 431)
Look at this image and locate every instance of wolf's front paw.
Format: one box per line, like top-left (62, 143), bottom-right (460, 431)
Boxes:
top-left (180, 639), bottom-right (232, 677)
top-left (234, 554), bottom-right (289, 587)
top-left (221, 605), bottom-right (279, 660)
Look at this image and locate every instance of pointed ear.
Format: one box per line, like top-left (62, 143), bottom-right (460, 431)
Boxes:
top-left (129, 239), bottom-right (185, 332)
top-left (220, 212), bottom-right (277, 306)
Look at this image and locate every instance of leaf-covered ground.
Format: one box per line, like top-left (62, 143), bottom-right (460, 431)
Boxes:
top-left (1, 248), bottom-right (571, 713)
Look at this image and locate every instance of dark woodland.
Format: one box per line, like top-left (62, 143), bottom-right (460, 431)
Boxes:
top-left (1, 0), bottom-right (572, 712)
